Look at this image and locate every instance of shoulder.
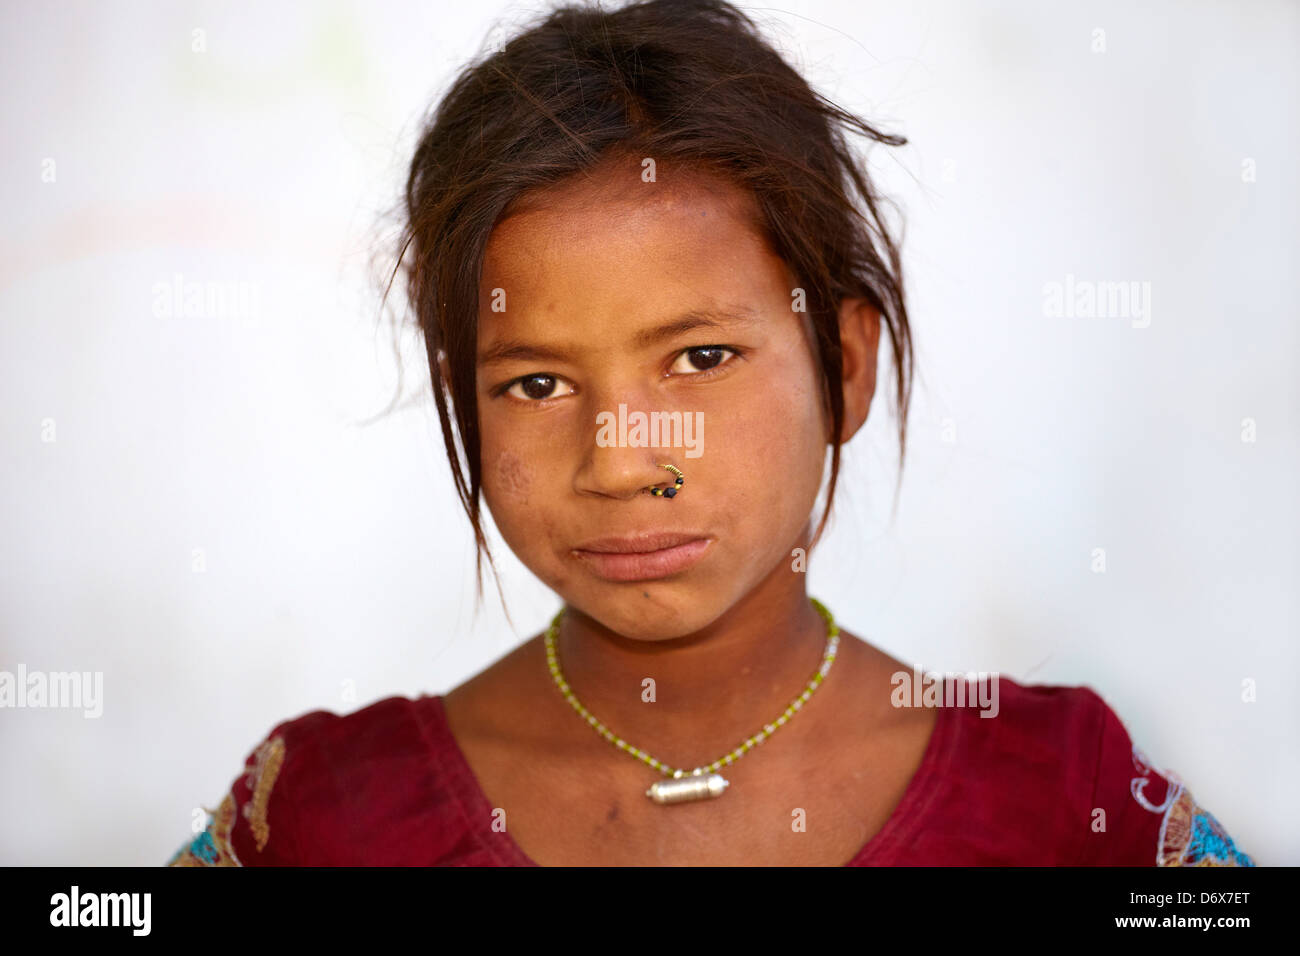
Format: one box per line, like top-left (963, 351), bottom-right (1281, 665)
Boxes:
top-left (931, 675), bottom-right (1254, 865)
top-left (1064, 683), bottom-right (1256, 866)
top-left (167, 695), bottom-right (456, 866)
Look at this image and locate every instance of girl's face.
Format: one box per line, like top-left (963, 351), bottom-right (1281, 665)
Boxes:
top-left (474, 158), bottom-right (847, 641)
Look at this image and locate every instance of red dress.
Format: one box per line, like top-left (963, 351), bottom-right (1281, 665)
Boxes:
top-left (167, 676), bottom-right (1255, 866)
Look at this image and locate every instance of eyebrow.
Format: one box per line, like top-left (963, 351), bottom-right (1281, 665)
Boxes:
top-left (477, 308), bottom-right (758, 366)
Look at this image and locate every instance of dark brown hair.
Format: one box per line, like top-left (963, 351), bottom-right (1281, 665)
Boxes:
top-left (383, 0), bottom-right (914, 594)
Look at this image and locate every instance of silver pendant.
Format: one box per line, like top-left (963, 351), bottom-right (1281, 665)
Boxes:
top-left (646, 773), bottom-right (730, 804)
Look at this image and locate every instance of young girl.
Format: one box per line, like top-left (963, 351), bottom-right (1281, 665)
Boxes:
top-left (169, 0), bottom-right (1254, 866)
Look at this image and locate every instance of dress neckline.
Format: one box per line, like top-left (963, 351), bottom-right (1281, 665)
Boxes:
top-left (424, 690), bottom-right (959, 866)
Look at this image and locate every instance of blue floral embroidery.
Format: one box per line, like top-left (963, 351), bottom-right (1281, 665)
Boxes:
top-left (1171, 800), bottom-right (1255, 867)
top-left (166, 794), bottom-right (242, 867)
top-left (1130, 745), bottom-right (1254, 867)
top-left (186, 829), bottom-right (220, 865)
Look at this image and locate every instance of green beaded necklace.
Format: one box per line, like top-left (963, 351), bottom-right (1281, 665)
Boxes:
top-left (543, 597), bottom-right (841, 804)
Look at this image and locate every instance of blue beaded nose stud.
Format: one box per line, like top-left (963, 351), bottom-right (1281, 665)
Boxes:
top-left (648, 464), bottom-right (685, 499)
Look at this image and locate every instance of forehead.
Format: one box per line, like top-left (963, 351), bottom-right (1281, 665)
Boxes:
top-left (479, 159), bottom-right (786, 314)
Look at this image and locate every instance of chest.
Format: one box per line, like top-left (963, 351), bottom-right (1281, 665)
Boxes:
top-left (459, 713), bottom-right (931, 866)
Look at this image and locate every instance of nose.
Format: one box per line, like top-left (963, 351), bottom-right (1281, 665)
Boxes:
top-left (574, 394), bottom-right (679, 500)
top-left (576, 447), bottom-right (667, 500)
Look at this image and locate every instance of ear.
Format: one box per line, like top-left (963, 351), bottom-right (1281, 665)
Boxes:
top-left (836, 297), bottom-right (881, 444)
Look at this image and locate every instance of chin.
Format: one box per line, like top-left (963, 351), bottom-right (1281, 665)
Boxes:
top-left (569, 582), bottom-right (729, 641)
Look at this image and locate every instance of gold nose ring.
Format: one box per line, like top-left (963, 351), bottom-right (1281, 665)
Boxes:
top-left (648, 464), bottom-right (685, 499)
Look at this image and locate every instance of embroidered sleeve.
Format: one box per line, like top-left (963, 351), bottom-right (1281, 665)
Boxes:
top-left (1081, 689), bottom-right (1255, 866)
top-left (167, 731), bottom-right (294, 867)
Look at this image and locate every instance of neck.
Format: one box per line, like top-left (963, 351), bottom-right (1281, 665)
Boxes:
top-left (551, 572), bottom-right (829, 760)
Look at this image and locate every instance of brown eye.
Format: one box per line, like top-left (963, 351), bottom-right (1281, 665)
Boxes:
top-left (669, 346), bottom-right (737, 375)
top-left (505, 373), bottom-right (574, 402)
top-left (522, 375), bottom-right (555, 399)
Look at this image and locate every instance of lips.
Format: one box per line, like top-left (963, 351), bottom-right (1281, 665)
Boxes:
top-left (571, 532), bottom-right (712, 582)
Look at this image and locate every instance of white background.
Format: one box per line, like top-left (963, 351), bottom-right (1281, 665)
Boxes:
top-left (1, 0), bottom-right (1295, 865)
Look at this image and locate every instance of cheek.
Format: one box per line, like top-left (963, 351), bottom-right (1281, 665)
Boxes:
top-left (481, 447), bottom-right (582, 592)
top-left (725, 371), bottom-right (825, 494)
top-left (486, 448), bottom-right (534, 507)
top-left (701, 365), bottom-right (826, 569)
top-left (482, 446), bottom-right (563, 577)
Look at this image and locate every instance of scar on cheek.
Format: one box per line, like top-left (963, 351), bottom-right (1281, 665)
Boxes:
top-left (495, 451), bottom-right (532, 500)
